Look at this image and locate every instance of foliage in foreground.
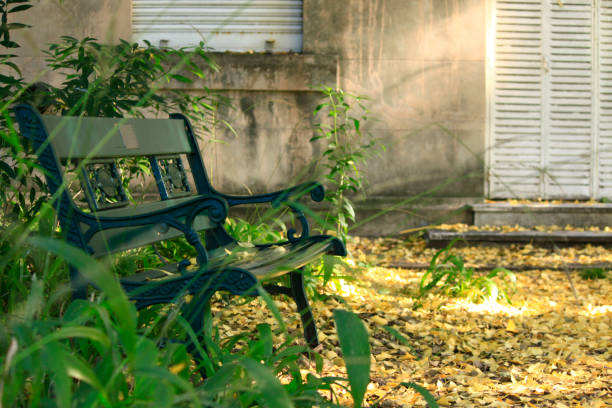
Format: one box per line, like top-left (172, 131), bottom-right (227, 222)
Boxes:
top-left (0, 234), bottom-right (373, 407)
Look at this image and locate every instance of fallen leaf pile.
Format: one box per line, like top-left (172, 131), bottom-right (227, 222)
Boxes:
top-left (354, 235), bottom-right (612, 270)
top-left (433, 223), bottom-right (612, 233)
top-left (483, 199), bottom-right (603, 206)
top-left (211, 237), bottom-right (611, 407)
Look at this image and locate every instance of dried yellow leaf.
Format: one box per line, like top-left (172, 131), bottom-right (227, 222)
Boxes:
top-left (370, 315), bottom-right (388, 326)
top-left (506, 319), bottom-right (518, 333)
top-left (169, 363), bottom-right (186, 374)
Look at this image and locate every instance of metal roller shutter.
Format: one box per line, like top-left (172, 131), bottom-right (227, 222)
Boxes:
top-left (132, 0), bottom-right (303, 52)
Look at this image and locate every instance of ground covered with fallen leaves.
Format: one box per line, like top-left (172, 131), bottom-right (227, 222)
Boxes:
top-left (212, 235), bottom-right (612, 407)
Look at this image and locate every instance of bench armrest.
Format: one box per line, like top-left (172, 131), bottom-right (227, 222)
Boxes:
top-left (214, 181), bottom-right (325, 242)
top-left (79, 194), bottom-right (228, 265)
top-left (216, 181), bottom-right (324, 207)
top-left (81, 194), bottom-right (228, 225)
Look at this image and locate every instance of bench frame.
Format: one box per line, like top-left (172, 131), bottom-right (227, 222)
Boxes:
top-left (13, 104), bottom-right (346, 353)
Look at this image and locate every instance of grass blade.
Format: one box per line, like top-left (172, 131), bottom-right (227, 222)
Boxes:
top-left (333, 309), bottom-right (370, 408)
top-left (401, 382), bottom-right (439, 407)
top-left (240, 357), bottom-right (294, 408)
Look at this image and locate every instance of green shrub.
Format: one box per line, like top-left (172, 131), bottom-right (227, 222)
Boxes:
top-left (311, 87), bottom-right (383, 244)
top-left (40, 35), bottom-right (221, 120)
top-left (225, 216), bottom-right (286, 244)
top-left (417, 239), bottom-right (517, 305)
top-left (579, 267), bottom-right (608, 280)
top-left (0, 231), bottom-right (380, 407)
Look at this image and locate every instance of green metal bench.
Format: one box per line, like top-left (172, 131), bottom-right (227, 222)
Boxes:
top-left (13, 104), bottom-right (346, 353)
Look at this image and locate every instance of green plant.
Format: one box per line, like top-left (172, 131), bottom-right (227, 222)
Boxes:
top-left (0, 0), bottom-right (31, 100)
top-left (0, 230), bottom-right (380, 407)
top-left (225, 216), bottom-right (286, 244)
top-left (311, 87), bottom-right (383, 244)
top-left (417, 239), bottom-right (516, 304)
top-left (579, 267), bottom-right (608, 280)
top-left (333, 309), bottom-right (370, 408)
top-left (41, 36), bottom-right (220, 121)
top-left (0, 0), bottom-right (44, 222)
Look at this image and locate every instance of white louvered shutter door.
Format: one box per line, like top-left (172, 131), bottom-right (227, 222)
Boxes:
top-left (132, 0), bottom-right (303, 52)
top-left (599, 1), bottom-right (612, 198)
top-left (488, 0), bottom-right (607, 199)
top-left (545, 0), bottom-right (594, 198)
top-left (489, 0), bottom-right (545, 198)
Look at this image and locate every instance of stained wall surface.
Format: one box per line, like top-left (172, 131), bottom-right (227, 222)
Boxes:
top-left (12, 0), bottom-right (487, 234)
top-left (304, 0), bottom-right (487, 199)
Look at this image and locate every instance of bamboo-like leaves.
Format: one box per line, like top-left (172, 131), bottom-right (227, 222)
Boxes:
top-left (240, 358), bottom-right (295, 408)
top-left (333, 309), bottom-right (370, 408)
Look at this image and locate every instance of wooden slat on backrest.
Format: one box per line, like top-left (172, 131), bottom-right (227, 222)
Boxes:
top-left (42, 116), bottom-right (193, 159)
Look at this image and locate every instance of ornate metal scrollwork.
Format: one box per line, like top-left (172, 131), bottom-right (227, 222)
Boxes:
top-left (267, 182), bottom-right (325, 243)
top-left (83, 161), bottom-right (128, 210)
top-left (187, 198), bottom-right (227, 225)
top-left (287, 204), bottom-right (310, 243)
top-left (123, 267), bottom-right (257, 310)
top-left (309, 183), bottom-right (325, 202)
top-left (158, 156), bottom-right (191, 198)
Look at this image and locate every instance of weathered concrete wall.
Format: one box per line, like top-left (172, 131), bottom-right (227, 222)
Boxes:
top-left (11, 0), bottom-right (487, 235)
top-left (172, 53), bottom-right (339, 194)
top-left (200, 88), bottom-right (326, 194)
top-left (304, 0), bottom-right (486, 198)
top-left (204, 0), bottom-right (488, 233)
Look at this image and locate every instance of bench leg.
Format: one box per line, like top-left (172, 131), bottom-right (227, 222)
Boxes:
top-left (290, 270), bottom-right (319, 349)
top-left (181, 291), bottom-right (214, 379)
top-left (69, 265), bottom-right (88, 300)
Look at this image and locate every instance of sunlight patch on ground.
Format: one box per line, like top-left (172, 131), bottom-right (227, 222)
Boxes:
top-left (442, 298), bottom-right (528, 316)
top-left (326, 278), bottom-right (366, 301)
top-left (362, 266), bottom-right (417, 288)
top-left (583, 303), bottom-right (612, 316)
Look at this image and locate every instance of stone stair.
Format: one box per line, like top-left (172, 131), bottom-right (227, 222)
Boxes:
top-left (472, 202), bottom-right (612, 228)
top-left (420, 202), bottom-right (612, 248)
top-left (425, 228), bottom-right (612, 248)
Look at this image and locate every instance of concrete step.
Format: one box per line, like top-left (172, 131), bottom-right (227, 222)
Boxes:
top-left (382, 260), bottom-right (612, 271)
top-left (425, 228), bottom-right (612, 248)
top-left (473, 203), bottom-right (612, 228)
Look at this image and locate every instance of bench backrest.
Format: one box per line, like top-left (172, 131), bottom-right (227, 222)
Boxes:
top-left (13, 104), bottom-right (220, 258)
top-left (42, 116), bottom-right (193, 159)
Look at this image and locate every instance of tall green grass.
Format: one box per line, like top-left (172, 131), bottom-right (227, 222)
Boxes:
top-left (0, 228), bottom-right (379, 407)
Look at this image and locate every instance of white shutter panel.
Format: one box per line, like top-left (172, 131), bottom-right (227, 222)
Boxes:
top-left (488, 0), bottom-right (601, 199)
top-left (598, 0), bottom-right (612, 198)
top-left (545, 0), bottom-right (593, 198)
top-left (489, 0), bottom-right (544, 198)
top-left (132, 0), bottom-right (303, 52)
